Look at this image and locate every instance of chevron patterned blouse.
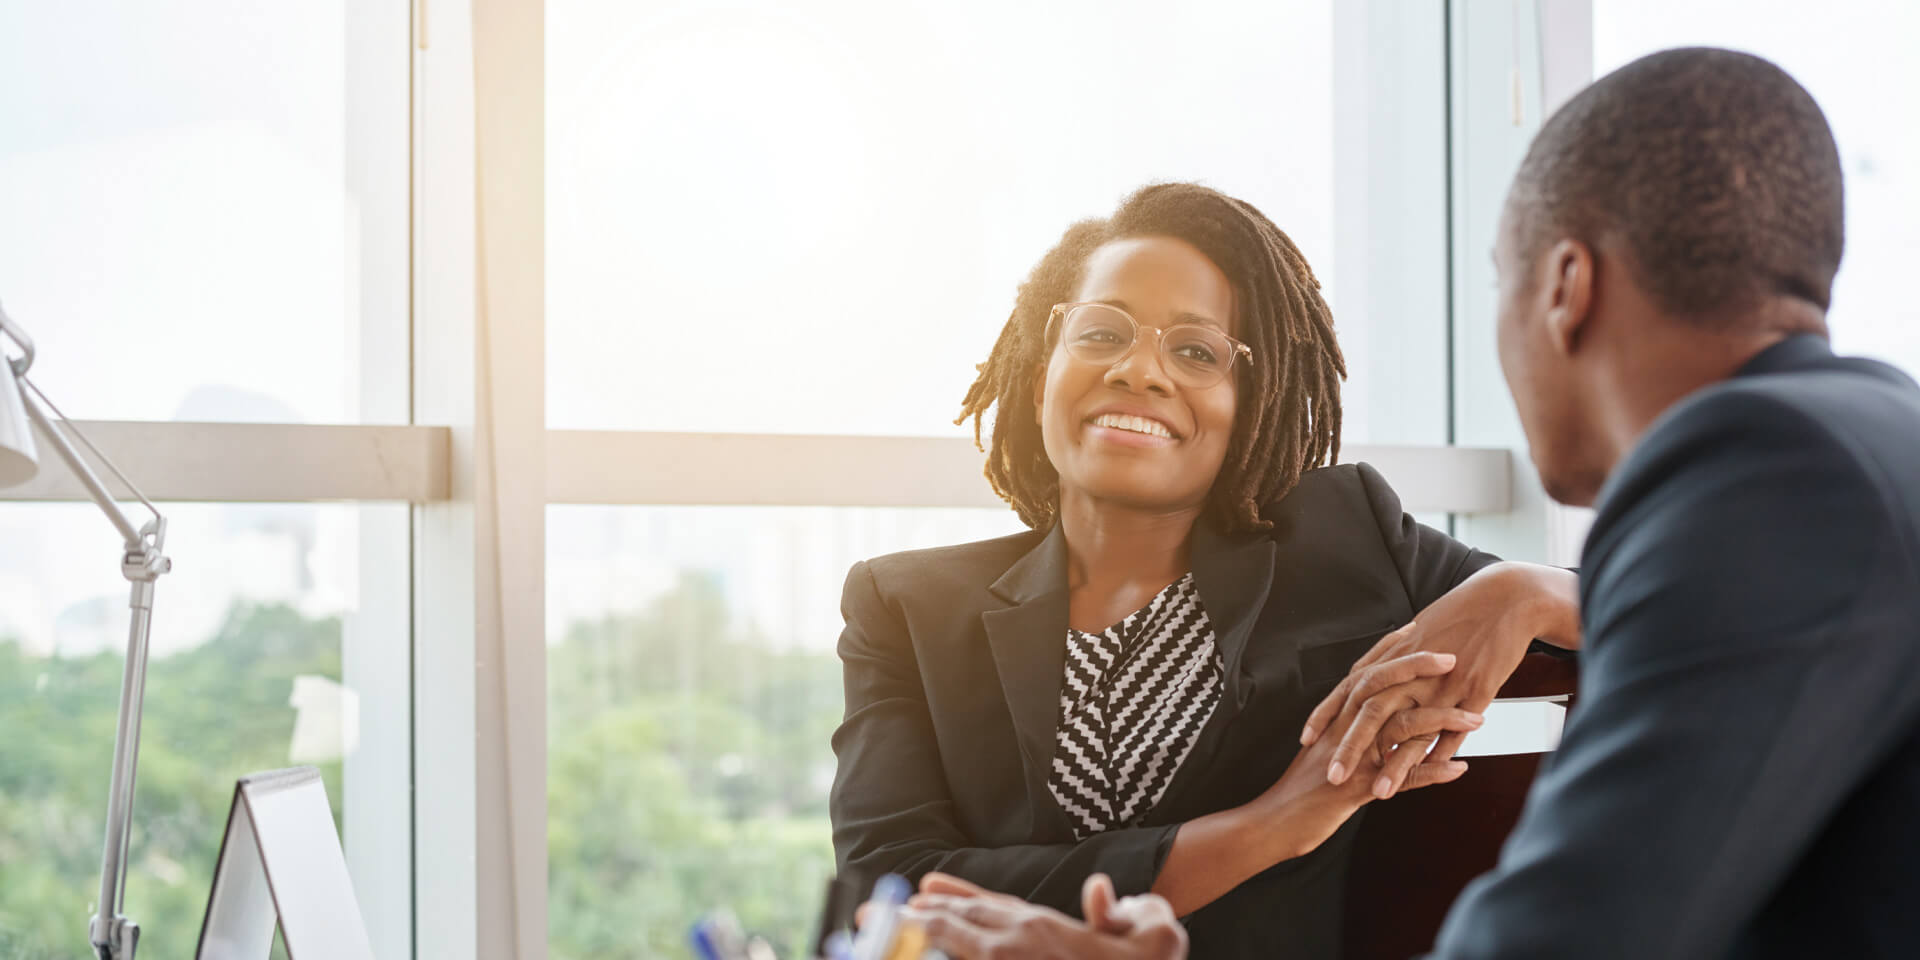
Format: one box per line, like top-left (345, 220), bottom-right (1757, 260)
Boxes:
top-left (1047, 573), bottom-right (1225, 840)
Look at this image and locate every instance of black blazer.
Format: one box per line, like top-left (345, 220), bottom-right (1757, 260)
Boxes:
top-left (1431, 335), bottom-right (1920, 958)
top-left (830, 461), bottom-right (1498, 957)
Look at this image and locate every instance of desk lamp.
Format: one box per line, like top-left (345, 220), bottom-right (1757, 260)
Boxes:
top-left (1, 301), bottom-right (171, 960)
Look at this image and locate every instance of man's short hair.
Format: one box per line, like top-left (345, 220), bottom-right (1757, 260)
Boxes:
top-left (1509, 47), bottom-right (1845, 321)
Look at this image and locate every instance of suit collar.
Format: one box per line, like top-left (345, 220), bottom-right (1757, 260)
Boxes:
top-left (1736, 332), bottom-right (1832, 378)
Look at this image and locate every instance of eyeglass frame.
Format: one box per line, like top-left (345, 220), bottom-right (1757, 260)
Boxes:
top-left (1045, 301), bottom-right (1254, 387)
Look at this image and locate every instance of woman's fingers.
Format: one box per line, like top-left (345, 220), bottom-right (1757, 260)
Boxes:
top-left (1303, 648), bottom-right (1454, 747)
top-left (1350, 620), bottom-right (1417, 673)
top-left (1323, 652), bottom-right (1458, 784)
top-left (1400, 759), bottom-right (1471, 792)
top-left (1369, 708), bottom-right (1483, 797)
top-left (1329, 690), bottom-right (1417, 784)
top-left (1374, 708), bottom-right (1485, 761)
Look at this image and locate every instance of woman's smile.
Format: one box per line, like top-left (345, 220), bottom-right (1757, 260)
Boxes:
top-left (1084, 407), bottom-right (1182, 448)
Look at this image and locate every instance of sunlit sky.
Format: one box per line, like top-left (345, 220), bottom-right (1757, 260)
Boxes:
top-left (1, 1), bottom-right (1916, 657)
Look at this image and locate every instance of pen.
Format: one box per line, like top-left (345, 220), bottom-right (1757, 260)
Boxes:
top-left (851, 874), bottom-right (911, 960)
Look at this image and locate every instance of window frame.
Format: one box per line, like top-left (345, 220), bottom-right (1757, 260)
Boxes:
top-left (1, 1), bottom-right (1582, 955)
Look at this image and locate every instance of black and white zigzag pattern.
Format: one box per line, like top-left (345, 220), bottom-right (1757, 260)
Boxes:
top-left (1047, 573), bottom-right (1224, 840)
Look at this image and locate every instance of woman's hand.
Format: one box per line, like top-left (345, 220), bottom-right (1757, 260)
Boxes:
top-left (899, 872), bottom-right (1189, 960)
top-left (1299, 562), bottom-right (1581, 800)
top-left (1250, 650), bottom-right (1484, 860)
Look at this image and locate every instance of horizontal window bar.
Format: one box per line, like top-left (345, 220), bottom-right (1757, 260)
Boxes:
top-left (1, 423), bottom-right (1513, 513)
top-left (1, 421), bottom-right (452, 503)
top-left (547, 431), bottom-right (1513, 514)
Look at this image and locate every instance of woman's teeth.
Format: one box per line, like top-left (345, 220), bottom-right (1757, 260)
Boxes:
top-left (1091, 413), bottom-right (1173, 439)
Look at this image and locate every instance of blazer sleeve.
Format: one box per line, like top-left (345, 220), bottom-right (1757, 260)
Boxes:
top-left (829, 560), bottom-right (1180, 916)
top-left (1427, 392), bottom-right (1920, 958)
top-left (1357, 460), bottom-right (1575, 659)
top-left (1355, 460), bottom-right (1502, 608)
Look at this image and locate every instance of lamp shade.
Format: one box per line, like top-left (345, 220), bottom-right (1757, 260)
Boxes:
top-left (0, 357), bottom-right (39, 488)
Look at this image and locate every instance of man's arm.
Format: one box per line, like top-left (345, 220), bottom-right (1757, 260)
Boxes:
top-left (1429, 393), bottom-right (1920, 958)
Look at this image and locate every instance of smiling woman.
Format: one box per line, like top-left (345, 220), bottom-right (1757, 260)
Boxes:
top-left (827, 183), bottom-right (1581, 958)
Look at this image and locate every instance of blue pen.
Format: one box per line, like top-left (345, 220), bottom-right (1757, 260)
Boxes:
top-left (689, 920), bottom-right (722, 960)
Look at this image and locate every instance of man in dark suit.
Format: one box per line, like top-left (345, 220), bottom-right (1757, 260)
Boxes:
top-left (1430, 46), bottom-right (1920, 958)
top-left (896, 45), bottom-right (1920, 960)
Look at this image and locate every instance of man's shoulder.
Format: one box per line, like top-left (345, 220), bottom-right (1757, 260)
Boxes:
top-left (1583, 360), bottom-right (1920, 623)
top-left (1600, 360), bottom-right (1920, 523)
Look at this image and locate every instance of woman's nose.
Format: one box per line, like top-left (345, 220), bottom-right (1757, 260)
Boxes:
top-left (1103, 328), bottom-right (1175, 395)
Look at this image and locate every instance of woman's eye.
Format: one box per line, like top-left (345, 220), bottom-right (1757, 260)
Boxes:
top-left (1174, 343), bottom-right (1219, 365)
top-left (1077, 328), bottom-right (1126, 345)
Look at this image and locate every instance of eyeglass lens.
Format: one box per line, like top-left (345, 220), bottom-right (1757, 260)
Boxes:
top-left (1057, 303), bottom-right (1236, 387)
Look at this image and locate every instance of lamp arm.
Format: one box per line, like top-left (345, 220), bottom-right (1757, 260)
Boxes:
top-left (14, 381), bottom-right (169, 960)
top-left (0, 301), bottom-right (34, 376)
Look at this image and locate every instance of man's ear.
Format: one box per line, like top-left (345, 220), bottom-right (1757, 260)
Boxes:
top-left (1543, 238), bottom-right (1595, 358)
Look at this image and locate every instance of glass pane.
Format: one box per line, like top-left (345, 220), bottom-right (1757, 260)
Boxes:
top-left (0, 502), bottom-right (408, 958)
top-left (1593, 0), bottom-right (1920, 376)
top-left (0, 3), bottom-right (409, 425)
top-left (547, 505), bottom-right (1026, 958)
top-left (548, 0), bottom-right (1340, 437)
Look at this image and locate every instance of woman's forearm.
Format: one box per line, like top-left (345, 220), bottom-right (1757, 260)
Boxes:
top-left (1492, 561), bottom-right (1583, 650)
top-left (1148, 796), bottom-right (1314, 917)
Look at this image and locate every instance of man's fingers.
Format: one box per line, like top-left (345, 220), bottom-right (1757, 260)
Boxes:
top-left (919, 872), bottom-right (991, 899)
top-left (900, 907), bottom-right (992, 959)
top-left (1081, 873), bottom-right (1119, 933)
top-left (1107, 893), bottom-right (1180, 931)
top-left (1401, 759), bottom-right (1471, 791)
top-left (906, 893), bottom-right (1028, 931)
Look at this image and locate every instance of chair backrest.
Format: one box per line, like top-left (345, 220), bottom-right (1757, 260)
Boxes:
top-left (1341, 653), bottom-right (1578, 959)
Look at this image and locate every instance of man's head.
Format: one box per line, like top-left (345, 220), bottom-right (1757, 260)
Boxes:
top-left (1495, 47), bottom-right (1844, 505)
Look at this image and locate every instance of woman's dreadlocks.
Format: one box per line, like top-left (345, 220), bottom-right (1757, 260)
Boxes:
top-left (956, 182), bottom-right (1346, 532)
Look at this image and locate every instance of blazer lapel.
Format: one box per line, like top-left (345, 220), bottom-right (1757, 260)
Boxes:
top-left (981, 523), bottom-right (1071, 837)
top-left (1189, 521), bottom-right (1277, 711)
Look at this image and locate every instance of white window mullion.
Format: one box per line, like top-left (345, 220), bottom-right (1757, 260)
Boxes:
top-left (413, 0), bottom-right (548, 957)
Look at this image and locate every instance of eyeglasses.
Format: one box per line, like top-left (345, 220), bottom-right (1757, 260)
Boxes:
top-left (1046, 302), bottom-right (1252, 390)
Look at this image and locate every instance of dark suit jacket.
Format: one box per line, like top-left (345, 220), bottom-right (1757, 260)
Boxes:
top-left (830, 462), bottom-right (1499, 958)
top-left (1432, 335), bottom-right (1920, 958)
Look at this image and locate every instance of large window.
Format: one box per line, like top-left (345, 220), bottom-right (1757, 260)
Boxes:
top-left (1594, 0), bottom-right (1920, 376)
top-left (0, 503), bottom-right (407, 958)
top-left (0, 2), bottom-right (411, 957)
top-left (547, 0), bottom-right (1348, 439)
top-left (546, 505), bottom-right (1024, 957)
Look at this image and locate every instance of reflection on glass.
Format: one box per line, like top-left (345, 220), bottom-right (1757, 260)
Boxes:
top-left (547, 505), bottom-right (1026, 958)
top-left (0, 503), bottom-right (399, 959)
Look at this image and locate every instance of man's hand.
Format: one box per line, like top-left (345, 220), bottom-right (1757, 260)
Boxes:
top-left (897, 872), bottom-right (1188, 960)
top-left (1299, 562), bottom-right (1580, 799)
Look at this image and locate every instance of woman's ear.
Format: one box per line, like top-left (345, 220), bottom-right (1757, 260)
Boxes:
top-left (1032, 361), bottom-right (1048, 425)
